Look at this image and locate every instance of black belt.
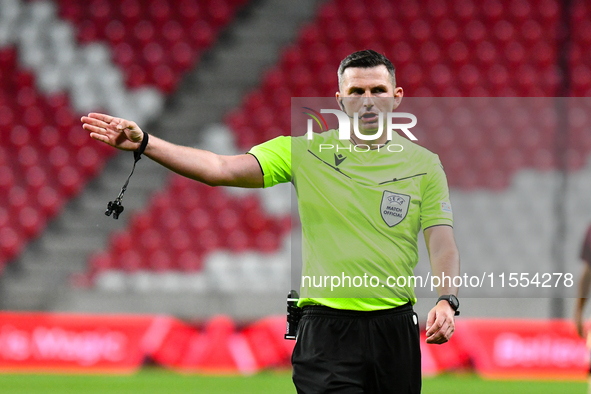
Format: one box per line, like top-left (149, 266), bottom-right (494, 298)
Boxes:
top-left (302, 302), bottom-right (413, 318)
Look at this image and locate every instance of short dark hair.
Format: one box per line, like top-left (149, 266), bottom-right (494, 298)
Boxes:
top-left (337, 49), bottom-right (396, 90)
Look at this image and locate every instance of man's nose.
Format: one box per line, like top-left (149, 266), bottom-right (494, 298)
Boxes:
top-left (362, 94), bottom-right (375, 107)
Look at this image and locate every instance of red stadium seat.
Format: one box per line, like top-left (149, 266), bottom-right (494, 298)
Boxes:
top-left (125, 64), bottom-right (148, 88)
top-left (104, 19), bottom-right (127, 45)
top-left (10, 125), bottom-right (31, 149)
top-left (17, 146), bottom-right (40, 171)
top-left (427, 0), bottom-right (450, 21)
top-left (509, 0), bottom-right (533, 23)
top-left (254, 231), bottom-right (280, 253)
top-left (57, 165), bottom-right (83, 197)
top-left (111, 230), bottom-right (133, 256)
top-left (113, 42), bottom-right (135, 68)
top-left (159, 207), bottom-right (183, 232)
top-left (520, 20), bottom-right (543, 44)
top-left (189, 21), bottom-right (215, 49)
top-left (179, 0), bottom-right (200, 23)
top-left (226, 229), bottom-right (249, 252)
top-left (54, 106), bottom-right (77, 130)
top-left (151, 65), bottom-right (178, 93)
top-left (119, 0), bottom-right (143, 24)
top-left (177, 250), bottom-right (203, 272)
top-left (0, 226), bottom-right (24, 262)
top-left (23, 106), bottom-right (45, 133)
top-left (18, 206), bottom-right (46, 240)
top-left (168, 228), bottom-right (192, 260)
top-left (118, 250), bottom-right (143, 273)
top-left (77, 20), bottom-right (99, 43)
top-left (409, 19), bottom-right (431, 44)
top-left (89, 252), bottom-right (115, 276)
top-left (134, 20), bottom-right (156, 46)
top-left (171, 42), bottom-right (195, 71)
top-left (198, 229), bottom-right (221, 253)
top-left (187, 208), bottom-right (211, 233)
top-left (16, 86), bottom-right (38, 108)
top-left (130, 212), bottom-right (153, 236)
top-left (37, 186), bottom-right (63, 217)
top-left (149, 0), bottom-right (173, 27)
top-left (76, 145), bottom-right (103, 177)
top-left (143, 42), bottom-right (165, 66)
top-left (208, 0), bottom-right (233, 28)
top-left (25, 165), bottom-right (49, 194)
top-left (140, 228), bottom-right (163, 258)
top-left (149, 250), bottom-right (173, 272)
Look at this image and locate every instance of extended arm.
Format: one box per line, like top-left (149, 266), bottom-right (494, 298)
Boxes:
top-left (424, 225), bottom-right (460, 344)
top-left (574, 262), bottom-right (591, 338)
top-left (81, 113), bottom-right (263, 188)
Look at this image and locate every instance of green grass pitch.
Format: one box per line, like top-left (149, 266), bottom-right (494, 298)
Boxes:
top-left (0, 369), bottom-right (586, 394)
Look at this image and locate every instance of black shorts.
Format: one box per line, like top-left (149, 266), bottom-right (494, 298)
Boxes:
top-left (291, 303), bottom-right (421, 394)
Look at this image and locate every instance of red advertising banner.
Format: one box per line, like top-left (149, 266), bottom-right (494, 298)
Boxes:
top-left (459, 319), bottom-right (589, 380)
top-left (0, 312), bottom-right (587, 379)
top-left (0, 312), bottom-right (157, 373)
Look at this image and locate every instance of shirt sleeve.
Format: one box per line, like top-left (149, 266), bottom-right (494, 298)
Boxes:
top-left (582, 225), bottom-right (591, 264)
top-left (247, 136), bottom-right (292, 188)
top-left (420, 156), bottom-right (454, 230)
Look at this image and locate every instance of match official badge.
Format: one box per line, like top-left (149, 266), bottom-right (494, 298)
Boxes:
top-left (380, 191), bottom-right (410, 227)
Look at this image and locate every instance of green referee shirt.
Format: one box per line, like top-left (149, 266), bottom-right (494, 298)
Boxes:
top-left (248, 129), bottom-right (453, 311)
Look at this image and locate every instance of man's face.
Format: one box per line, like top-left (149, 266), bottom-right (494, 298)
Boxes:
top-left (336, 65), bottom-right (403, 135)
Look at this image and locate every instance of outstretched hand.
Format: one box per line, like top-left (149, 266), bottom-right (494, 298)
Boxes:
top-left (81, 113), bottom-right (144, 151)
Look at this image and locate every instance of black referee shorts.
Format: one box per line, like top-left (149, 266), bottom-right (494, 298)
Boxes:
top-left (291, 303), bottom-right (421, 394)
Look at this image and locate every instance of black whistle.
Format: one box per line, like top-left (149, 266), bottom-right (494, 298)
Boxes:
top-left (105, 200), bottom-right (124, 219)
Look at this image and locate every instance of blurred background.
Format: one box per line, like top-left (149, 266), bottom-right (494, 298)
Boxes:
top-left (0, 0), bottom-right (590, 392)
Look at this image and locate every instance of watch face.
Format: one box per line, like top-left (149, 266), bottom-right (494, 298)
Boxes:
top-left (437, 295), bottom-right (459, 310)
top-left (449, 295), bottom-right (459, 309)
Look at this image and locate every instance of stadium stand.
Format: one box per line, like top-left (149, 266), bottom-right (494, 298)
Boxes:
top-left (0, 0), bottom-right (252, 309)
top-left (0, 41), bottom-right (116, 270)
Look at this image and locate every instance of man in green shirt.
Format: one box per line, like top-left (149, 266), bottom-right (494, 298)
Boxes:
top-left (82, 50), bottom-right (459, 393)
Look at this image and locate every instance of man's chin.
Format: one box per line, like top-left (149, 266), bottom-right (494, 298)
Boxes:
top-left (355, 124), bottom-right (382, 136)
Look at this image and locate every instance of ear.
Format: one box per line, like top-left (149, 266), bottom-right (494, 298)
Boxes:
top-left (335, 92), bottom-right (345, 111)
top-left (392, 87), bottom-right (404, 110)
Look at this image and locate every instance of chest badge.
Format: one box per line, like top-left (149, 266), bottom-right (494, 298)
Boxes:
top-left (380, 191), bottom-right (410, 227)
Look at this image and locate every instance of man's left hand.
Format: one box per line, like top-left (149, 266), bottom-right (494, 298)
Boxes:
top-left (425, 301), bottom-right (455, 344)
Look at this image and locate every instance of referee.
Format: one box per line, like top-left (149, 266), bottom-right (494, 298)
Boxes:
top-left (82, 50), bottom-right (460, 393)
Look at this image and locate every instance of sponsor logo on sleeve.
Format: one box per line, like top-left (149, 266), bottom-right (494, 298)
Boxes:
top-left (441, 202), bottom-right (452, 213)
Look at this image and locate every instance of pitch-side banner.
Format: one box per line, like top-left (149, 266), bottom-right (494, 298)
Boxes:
top-left (0, 312), bottom-right (292, 374)
top-left (460, 319), bottom-right (589, 380)
top-left (0, 312), bottom-right (159, 373)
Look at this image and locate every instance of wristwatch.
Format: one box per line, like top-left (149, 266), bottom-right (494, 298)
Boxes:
top-left (437, 295), bottom-right (460, 316)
